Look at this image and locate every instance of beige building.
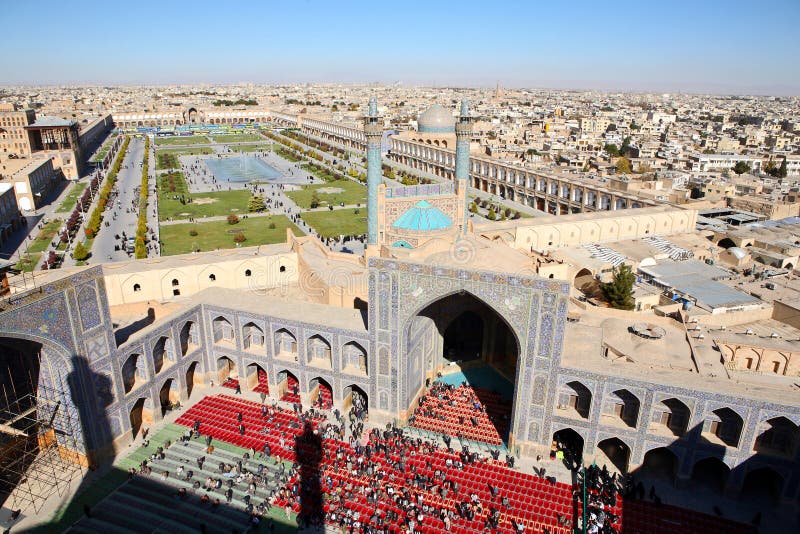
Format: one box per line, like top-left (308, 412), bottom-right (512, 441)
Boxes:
top-left (0, 157), bottom-right (58, 211)
top-left (102, 244), bottom-right (299, 306)
top-left (0, 103), bottom-right (36, 158)
top-left (700, 181), bottom-right (735, 200)
top-left (0, 182), bottom-right (24, 245)
top-left (728, 195), bottom-right (800, 220)
top-left (0, 103), bottom-right (85, 180)
top-left (475, 205), bottom-right (698, 253)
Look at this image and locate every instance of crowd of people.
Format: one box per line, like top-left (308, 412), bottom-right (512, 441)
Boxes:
top-left (577, 463), bottom-right (624, 534)
top-left (409, 381), bottom-right (511, 446)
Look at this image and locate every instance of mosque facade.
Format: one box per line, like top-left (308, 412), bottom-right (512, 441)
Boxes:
top-left (0, 100), bottom-right (798, 508)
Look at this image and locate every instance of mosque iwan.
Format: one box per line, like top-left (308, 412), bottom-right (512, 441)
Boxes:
top-left (0, 98), bottom-right (796, 534)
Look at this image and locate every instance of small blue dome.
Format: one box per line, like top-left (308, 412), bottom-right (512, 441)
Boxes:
top-left (392, 200), bottom-right (453, 231)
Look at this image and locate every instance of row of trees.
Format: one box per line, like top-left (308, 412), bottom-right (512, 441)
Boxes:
top-left (135, 137), bottom-right (150, 259)
top-left (212, 98), bottom-right (258, 106)
top-left (762, 157), bottom-right (788, 178)
top-left (85, 136), bottom-right (130, 238)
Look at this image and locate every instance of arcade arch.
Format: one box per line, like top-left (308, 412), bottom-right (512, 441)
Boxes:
top-left (129, 397), bottom-right (153, 439)
top-left (179, 321), bottom-right (199, 356)
top-left (652, 398), bottom-right (690, 437)
top-left (406, 291), bottom-right (520, 443)
top-left (639, 447), bottom-right (678, 485)
top-left (604, 389), bottom-right (640, 428)
top-left (242, 322), bottom-right (265, 351)
top-left (216, 356), bottom-right (236, 383)
top-left (121, 353), bottom-right (145, 394)
top-left (597, 437), bottom-right (630, 473)
top-left (159, 378), bottom-right (179, 416)
top-left (274, 329), bottom-right (297, 358)
top-left (754, 416), bottom-right (798, 457)
top-left (690, 456), bottom-right (730, 493)
top-left (705, 407), bottom-right (743, 447)
top-left (552, 428), bottom-right (584, 466)
top-left (343, 384), bottom-right (368, 414)
top-left (740, 467), bottom-right (784, 506)
top-left (152, 336), bottom-right (175, 374)
top-left (212, 316), bottom-right (234, 344)
top-left (185, 361), bottom-right (201, 399)
top-left (310, 377), bottom-right (333, 409)
top-left (245, 362), bottom-right (268, 393)
top-left (307, 335), bottom-right (332, 368)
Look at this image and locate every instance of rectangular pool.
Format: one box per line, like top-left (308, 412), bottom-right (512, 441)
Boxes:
top-left (203, 156), bottom-right (283, 183)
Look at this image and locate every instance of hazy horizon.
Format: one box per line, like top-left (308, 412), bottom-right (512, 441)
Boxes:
top-left (1, 0), bottom-right (798, 96)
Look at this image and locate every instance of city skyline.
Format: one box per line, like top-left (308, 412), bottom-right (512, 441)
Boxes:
top-left (1, 0), bottom-right (799, 95)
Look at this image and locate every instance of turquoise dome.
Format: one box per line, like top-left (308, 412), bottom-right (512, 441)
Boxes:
top-left (392, 200), bottom-right (453, 231)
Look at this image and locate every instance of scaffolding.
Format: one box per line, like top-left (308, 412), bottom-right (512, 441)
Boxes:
top-left (0, 382), bottom-right (86, 514)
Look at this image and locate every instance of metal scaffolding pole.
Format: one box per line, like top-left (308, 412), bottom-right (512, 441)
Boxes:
top-left (0, 378), bottom-right (85, 514)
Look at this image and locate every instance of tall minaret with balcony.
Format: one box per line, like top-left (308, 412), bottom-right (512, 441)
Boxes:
top-left (455, 99), bottom-right (474, 235)
top-left (364, 97), bottom-right (383, 249)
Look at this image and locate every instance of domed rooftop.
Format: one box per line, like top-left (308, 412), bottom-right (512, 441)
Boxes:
top-left (417, 104), bottom-right (455, 133)
top-left (728, 247), bottom-right (748, 260)
top-left (392, 200), bottom-right (453, 232)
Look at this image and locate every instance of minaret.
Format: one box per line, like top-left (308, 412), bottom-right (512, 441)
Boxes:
top-left (364, 97), bottom-right (382, 247)
top-left (455, 99), bottom-right (473, 235)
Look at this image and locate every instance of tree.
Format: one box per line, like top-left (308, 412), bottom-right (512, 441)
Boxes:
top-left (732, 161), bottom-right (751, 175)
top-left (227, 214), bottom-right (240, 225)
top-left (248, 195), bottom-right (266, 212)
top-left (777, 157), bottom-right (788, 178)
top-left (601, 264), bottom-right (635, 310)
top-left (764, 158), bottom-right (778, 176)
top-left (310, 192), bottom-right (321, 209)
top-left (604, 144), bottom-right (620, 157)
top-left (73, 242), bottom-right (89, 261)
top-left (620, 136), bottom-right (632, 155)
top-left (616, 157), bottom-right (632, 174)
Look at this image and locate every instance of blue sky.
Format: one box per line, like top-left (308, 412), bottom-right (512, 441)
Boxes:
top-left (1, 0), bottom-right (798, 94)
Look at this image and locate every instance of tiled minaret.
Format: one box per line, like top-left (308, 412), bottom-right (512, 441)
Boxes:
top-left (364, 97), bottom-right (382, 247)
top-left (455, 99), bottom-right (473, 234)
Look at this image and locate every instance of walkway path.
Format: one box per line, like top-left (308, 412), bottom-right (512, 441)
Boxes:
top-left (60, 139), bottom-right (146, 267)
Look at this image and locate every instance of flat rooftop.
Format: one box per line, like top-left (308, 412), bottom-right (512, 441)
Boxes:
top-left (639, 260), bottom-right (761, 310)
top-left (473, 205), bottom-right (686, 232)
top-left (100, 242), bottom-right (293, 277)
top-left (562, 308), bottom-right (800, 406)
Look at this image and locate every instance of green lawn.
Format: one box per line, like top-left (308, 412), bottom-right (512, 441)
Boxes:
top-left (231, 143), bottom-right (273, 153)
top-left (159, 215), bottom-right (300, 255)
top-left (285, 180), bottom-right (366, 209)
top-left (157, 171), bottom-right (251, 221)
top-left (154, 135), bottom-right (210, 146)
top-left (302, 162), bottom-right (340, 183)
top-left (301, 209), bottom-right (367, 238)
top-left (56, 182), bottom-right (88, 213)
top-left (15, 252), bottom-right (41, 272)
top-left (210, 133), bottom-right (264, 144)
top-left (276, 146), bottom-right (301, 162)
top-left (90, 134), bottom-right (118, 162)
top-left (156, 148), bottom-right (214, 170)
top-left (28, 219), bottom-right (62, 253)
